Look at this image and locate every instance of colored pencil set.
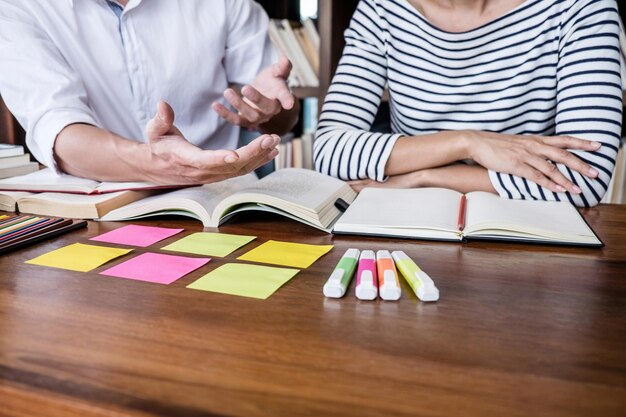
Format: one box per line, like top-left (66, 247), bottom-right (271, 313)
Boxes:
top-left (0, 214), bottom-right (86, 254)
top-left (323, 249), bottom-right (439, 302)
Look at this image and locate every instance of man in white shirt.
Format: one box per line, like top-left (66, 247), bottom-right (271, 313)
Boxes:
top-left (0, 0), bottom-right (299, 184)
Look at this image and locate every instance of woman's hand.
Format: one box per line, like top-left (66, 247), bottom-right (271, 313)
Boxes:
top-left (212, 57), bottom-right (296, 133)
top-left (349, 164), bottom-right (495, 194)
top-left (467, 131), bottom-right (601, 194)
top-left (144, 101), bottom-right (279, 185)
top-left (348, 171), bottom-right (424, 193)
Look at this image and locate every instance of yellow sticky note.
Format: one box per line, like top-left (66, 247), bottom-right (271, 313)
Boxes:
top-left (162, 232), bottom-right (256, 257)
top-left (237, 240), bottom-right (333, 268)
top-left (25, 243), bottom-right (132, 272)
top-left (187, 263), bottom-right (299, 299)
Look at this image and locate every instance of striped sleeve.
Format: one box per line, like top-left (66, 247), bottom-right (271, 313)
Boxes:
top-left (314, 0), bottom-right (403, 182)
top-left (488, 0), bottom-right (623, 207)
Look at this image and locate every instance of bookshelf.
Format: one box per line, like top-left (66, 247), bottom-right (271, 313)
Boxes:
top-left (259, 0), bottom-right (360, 107)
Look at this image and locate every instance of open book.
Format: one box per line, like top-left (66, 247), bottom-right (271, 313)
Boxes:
top-left (0, 168), bottom-right (177, 194)
top-left (0, 190), bottom-right (156, 219)
top-left (101, 168), bottom-right (357, 232)
top-left (333, 188), bottom-right (602, 246)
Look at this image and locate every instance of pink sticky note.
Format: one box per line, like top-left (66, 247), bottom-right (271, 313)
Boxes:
top-left (100, 252), bottom-right (210, 285)
top-left (90, 225), bottom-right (183, 247)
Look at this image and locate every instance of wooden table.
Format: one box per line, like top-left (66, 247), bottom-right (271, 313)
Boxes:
top-left (1, 206), bottom-right (625, 417)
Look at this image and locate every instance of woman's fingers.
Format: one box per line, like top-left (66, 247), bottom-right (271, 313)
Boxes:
top-left (537, 144), bottom-right (599, 179)
top-left (541, 135), bottom-right (602, 151)
top-left (524, 155), bottom-right (581, 194)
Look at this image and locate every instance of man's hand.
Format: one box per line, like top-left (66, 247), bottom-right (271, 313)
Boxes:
top-left (144, 101), bottom-right (279, 185)
top-left (212, 57), bottom-right (298, 134)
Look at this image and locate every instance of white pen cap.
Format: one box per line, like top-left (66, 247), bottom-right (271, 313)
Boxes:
top-left (415, 271), bottom-right (439, 302)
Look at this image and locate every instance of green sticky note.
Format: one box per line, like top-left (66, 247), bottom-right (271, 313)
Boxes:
top-left (25, 243), bottom-right (132, 272)
top-left (162, 232), bottom-right (256, 257)
top-left (237, 240), bottom-right (333, 268)
top-left (187, 263), bottom-right (299, 300)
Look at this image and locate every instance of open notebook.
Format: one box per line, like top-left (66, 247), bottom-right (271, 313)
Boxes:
top-left (333, 188), bottom-right (602, 247)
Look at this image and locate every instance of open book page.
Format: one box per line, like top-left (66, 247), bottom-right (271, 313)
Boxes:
top-left (464, 192), bottom-right (600, 244)
top-left (0, 168), bottom-right (167, 194)
top-left (0, 191), bottom-right (33, 211)
top-left (100, 174), bottom-right (258, 226)
top-left (333, 188), bottom-right (463, 240)
top-left (96, 180), bottom-right (173, 193)
top-left (0, 168), bottom-right (100, 193)
top-left (216, 168), bottom-right (356, 228)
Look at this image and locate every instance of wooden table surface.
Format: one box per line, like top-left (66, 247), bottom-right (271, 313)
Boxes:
top-left (1, 206), bottom-right (625, 417)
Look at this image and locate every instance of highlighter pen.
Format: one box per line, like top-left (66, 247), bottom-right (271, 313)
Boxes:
top-left (376, 250), bottom-right (401, 301)
top-left (391, 251), bottom-right (439, 302)
top-left (323, 248), bottom-right (360, 298)
top-left (355, 250), bottom-right (378, 300)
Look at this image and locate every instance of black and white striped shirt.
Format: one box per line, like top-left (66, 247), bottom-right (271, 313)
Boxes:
top-left (314, 0), bottom-right (622, 207)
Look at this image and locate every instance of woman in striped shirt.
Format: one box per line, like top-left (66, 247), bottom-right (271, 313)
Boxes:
top-left (314, 0), bottom-right (622, 207)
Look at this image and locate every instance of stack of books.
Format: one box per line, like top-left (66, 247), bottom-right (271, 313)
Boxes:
top-left (0, 144), bottom-right (39, 179)
top-left (269, 18), bottom-right (319, 88)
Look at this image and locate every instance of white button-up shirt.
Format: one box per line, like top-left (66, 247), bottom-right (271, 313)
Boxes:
top-left (0, 0), bottom-right (277, 172)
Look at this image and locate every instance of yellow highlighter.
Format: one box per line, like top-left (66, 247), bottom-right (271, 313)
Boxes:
top-left (391, 251), bottom-right (439, 302)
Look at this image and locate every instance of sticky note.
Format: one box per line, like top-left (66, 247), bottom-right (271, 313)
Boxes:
top-left (90, 225), bottom-right (183, 247)
top-left (237, 240), bottom-right (333, 268)
top-left (25, 243), bottom-right (132, 272)
top-left (187, 263), bottom-right (299, 299)
top-left (100, 252), bottom-right (210, 285)
top-left (162, 232), bottom-right (256, 257)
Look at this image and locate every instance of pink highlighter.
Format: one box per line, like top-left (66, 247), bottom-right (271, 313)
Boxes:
top-left (355, 250), bottom-right (378, 300)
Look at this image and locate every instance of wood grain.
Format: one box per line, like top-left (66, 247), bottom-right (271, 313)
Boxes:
top-left (1, 207), bottom-right (625, 417)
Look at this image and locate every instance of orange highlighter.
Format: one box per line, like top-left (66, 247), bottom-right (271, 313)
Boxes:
top-left (376, 250), bottom-right (402, 301)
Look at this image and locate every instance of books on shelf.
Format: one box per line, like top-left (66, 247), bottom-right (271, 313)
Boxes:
top-left (269, 18), bottom-right (319, 88)
top-left (101, 168), bottom-right (356, 232)
top-left (0, 168), bottom-right (179, 194)
top-left (0, 144), bottom-right (39, 178)
top-left (333, 187), bottom-right (603, 247)
top-left (274, 133), bottom-right (314, 171)
top-left (302, 97), bottom-right (319, 133)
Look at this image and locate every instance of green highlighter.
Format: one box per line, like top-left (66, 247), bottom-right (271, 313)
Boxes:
top-left (323, 248), bottom-right (360, 298)
top-left (391, 251), bottom-right (439, 302)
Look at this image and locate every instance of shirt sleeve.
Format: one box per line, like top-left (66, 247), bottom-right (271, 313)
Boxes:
top-left (488, 0), bottom-right (623, 207)
top-left (314, 0), bottom-right (403, 182)
top-left (223, 0), bottom-right (278, 86)
top-left (0, 2), bottom-right (100, 174)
